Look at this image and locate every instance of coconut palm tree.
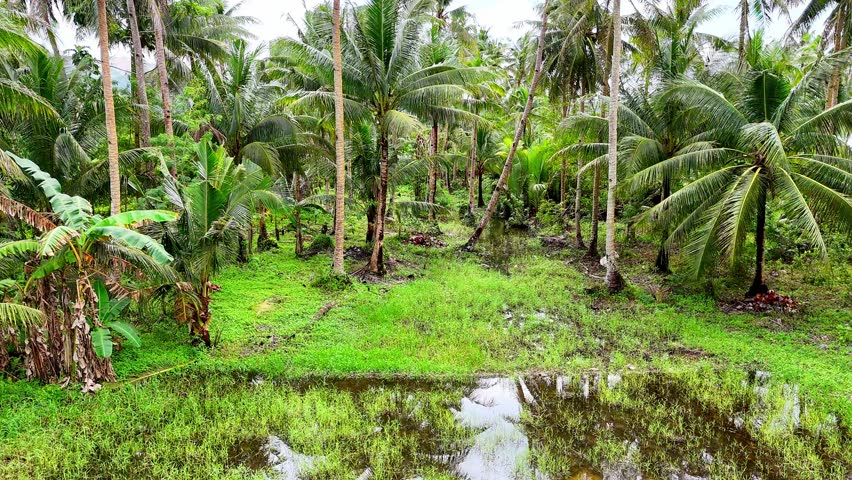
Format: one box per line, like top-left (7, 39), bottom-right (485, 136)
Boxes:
top-left (628, 0), bottom-right (726, 84)
top-left (95, 0), bottom-right (121, 214)
top-left (62, 0), bottom-right (251, 141)
top-left (618, 92), bottom-right (712, 273)
top-left (149, 0), bottom-right (173, 137)
top-left (0, 4), bottom-right (50, 57)
top-left (734, 0), bottom-right (788, 64)
top-left (790, 0), bottom-right (850, 108)
top-left (604, 0), bottom-right (625, 292)
top-left (641, 46), bottom-right (852, 296)
top-left (508, 141), bottom-right (556, 220)
top-left (543, 0), bottom-right (602, 246)
top-left (202, 39), bottom-right (297, 169)
top-left (275, 0), bottom-right (482, 274)
top-left (144, 139), bottom-right (281, 345)
top-left (0, 49), bottom-right (151, 201)
top-left (125, 0), bottom-right (151, 146)
top-left (330, 0), bottom-right (346, 274)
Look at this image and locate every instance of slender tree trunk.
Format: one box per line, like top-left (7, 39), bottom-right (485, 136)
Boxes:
top-left (427, 120), bottom-right (438, 220)
top-left (655, 177), bottom-right (670, 273)
top-left (274, 214), bottom-right (280, 241)
top-left (560, 99), bottom-right (568, 215)
top-left (467, 120), bottom-right (477, 217)
top-left (827, 5), bottom-right (847, 109)
top-left (195, 279), bottom-right (212, 347)
top-left (331, 0), bottom-right (346, 274)
top-left (605, 0), bottom-right (625, 293)
top-left (97, 0), bottom-right (121, 215)
top-left (257, 206), bottom-right (269, 249)
top-left (126, 0), bottom-right (151, 147)
top-left (560, 153), bottom-right (567, 210)
top-left (414, 136), bottom-right (424, 200)
top-left (464, 2), bottom-right (549, 249)
top-left (747, 190), bottom-right (769, 297)
top-left (591, 27), bottom-right (611, 260)
top-left (248, 224), bottom-right (253, 256)
top-left (444, 125), bottom-right (452, 194)
top-left (150, 0), bottom-right (173, 137)
top-left (294, 173), bottom-right (303, 256)
top-left (366, 204), bottom-right (376, 244)
top-left (587, 167), bottom-right (600, 256)
top-left (738, 0), bottom-right (749, 65)
top-left (369, 132), bottom-right (389, 273)
top-left (477, 169), bottom-right (485, 207)
top-left (575, 96), bottom-right (586, 248)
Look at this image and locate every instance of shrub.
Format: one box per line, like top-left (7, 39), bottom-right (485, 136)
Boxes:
top-left (311, 271), bottom-right (352, 291)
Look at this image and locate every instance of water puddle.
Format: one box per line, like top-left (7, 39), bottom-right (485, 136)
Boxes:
top-left (229, 373), bottom-right (848, 479)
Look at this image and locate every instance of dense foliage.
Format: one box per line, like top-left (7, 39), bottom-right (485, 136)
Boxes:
top-left (0, 0), bottom-right (849, 392)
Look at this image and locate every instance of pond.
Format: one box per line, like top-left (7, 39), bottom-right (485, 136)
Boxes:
top-left (226, 371), bottom-right (846, 479)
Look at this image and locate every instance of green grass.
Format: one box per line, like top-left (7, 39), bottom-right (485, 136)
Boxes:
top-left (1, 218), bottom-right (849, 479)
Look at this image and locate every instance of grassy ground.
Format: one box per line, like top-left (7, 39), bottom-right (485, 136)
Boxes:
top-left (1, 217), bottom-right (850, 479)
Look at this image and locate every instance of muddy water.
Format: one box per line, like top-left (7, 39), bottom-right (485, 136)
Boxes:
top-left (229, 373), bottom-right (846, 480)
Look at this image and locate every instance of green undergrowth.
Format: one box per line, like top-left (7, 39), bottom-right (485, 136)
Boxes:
top-left (0, 219), bottom-right (849, 479)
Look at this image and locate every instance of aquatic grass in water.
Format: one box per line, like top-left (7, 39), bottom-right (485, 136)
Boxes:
top-left (1, 367), bottom-right (848, 479)
top-left (222, 371), bottom-right (847, 479)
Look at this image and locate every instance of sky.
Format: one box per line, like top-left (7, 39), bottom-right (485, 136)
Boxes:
top-left (48, 0), bottom-right (812, 73)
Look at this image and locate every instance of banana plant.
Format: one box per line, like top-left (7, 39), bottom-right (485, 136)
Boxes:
top-left (89, 280), bottom-right (141, 359)
top-left (0, 151), bottom-right (176, 387)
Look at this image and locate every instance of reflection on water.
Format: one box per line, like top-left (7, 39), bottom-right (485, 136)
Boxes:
top-left (451, 378), bottom-right (530, 479)
top-left (230, 373), bottom-right (846, 480)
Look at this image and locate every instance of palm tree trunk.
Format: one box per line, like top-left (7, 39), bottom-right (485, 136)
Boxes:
top-left (605, 0), bottom-right (625, 293)
top-left (126, 0), bottom-right (151, 147)
top-left (464, 2), bottom-right (549, 249)
top-left (560, 153), bottom-right (567, 212)
top-left (366, 203), bottom-right (376, 244)
top-left (592, 24), bottom-right (611, 260)
top-left (587, 167), bottom-right (600, 256)
top-left (248, 224), bottom-right (253, 256)
top-left (477, 168), bottom-right (485, 207)
top-left (655, 177), bottom-right (670, 273)
top-left (257, 206), bottom-right (269, 249)
top-left (575, 96), bottom-right (586, 248)
top-left (196, 279), bottom-right (212, 347)
top-left (738, 0), bottom-right (748, 65)
top-left (97, 0), bottom-right (122, 215)
top-left (331, 0), bottom-right (346, 274)
top-left (827, 5), bottom-right (847, 109)
top-left (467, 120), bottom-right (477, 217)
top-left (150, 0), bottom-right (173, 138)
top-left (427, 120), bottom-right (438, 221)
top-left (274, 214), bottom-right (280, 241)
top-left (560, 95), bottom-right (571, 222)
top-left (444, 126), bottom-right (452, 194)
top-left (369, 132), bottom-right (389, 274)
top-left (747, 190), bottom-right (769, 297)
top-left (294, 173), bottom-right (303, 256)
